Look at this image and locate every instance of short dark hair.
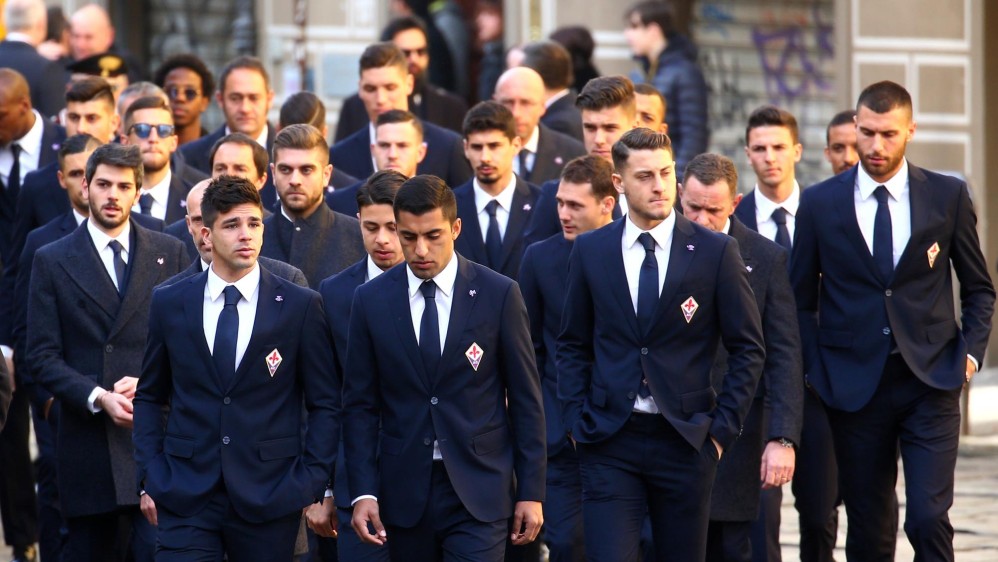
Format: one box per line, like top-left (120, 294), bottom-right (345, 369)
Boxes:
top-left (462, 101), bottom-right (516, 140)
top-left (626, 1), bottom-right (675, 37)
top-left (376, 109), bottom-right (424, 140)
top-left (279, 92), bottom-right (326, 130)
top-left (359, 42), bottom-right (408, 75)
top-left (857, 81), bottom-right (913, 116)
top-left (218, 56), bottom-right (270, 94)
top-left (825, 109), bottom-right (856, 145)
top-left (272, 124), bottom-right (329, 166)
top-left (745, 105), bottom-right (799, 145)
top-left (560, 155), bottom-right (618, 203)
top-left (521, 41), bottom-right (574, 91)
top-left (201, 174), bottom-right (263, 229)
top-left (357, 169), bottom-right (406, 209)
top-left (393, 174), bottom-right (457, 224)
top-left (153, 53), bottom-right (215, 97)
top-left (576, 75), bottom-right (636, 116)
top-left (683, 153), bottom-right (739, 198)
top-left (380, 16), bottom-right (428, 43)
top-left (634, 83), bottom-right (667, 116)
top-left (549, 26), bottom-right (595, 64)
top-left (612, 127), bottom-right (673, 171)
top-left (124, 95), bottom-right (172, 131)
top-left (66, 76), bottom-right (115, 110)
top-left (210, 133), bottom-right (270, 179)
top-left (58, 134), bottom-right (102, 172)
top-left (85, 143), bottom-right (144, 190)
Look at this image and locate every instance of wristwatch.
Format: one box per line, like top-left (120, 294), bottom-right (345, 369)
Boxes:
top-left (776, 437), bottom-right (795, 449)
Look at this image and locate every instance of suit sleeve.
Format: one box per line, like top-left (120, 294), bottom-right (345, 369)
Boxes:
top-left (341, 289), bottom-right (382, 499)
top-left (0, 333), bottom-right (10, 430)
top-left (298, 293), bottom-right (341, 498)
top-left (522, 188), bottom-right (559, 247)
top-left (133, 287), bottom-right (173, 492)
top-left (498, 282), bottom-right (547, 502)
top-left (790, 192), bottom-right (821, 375)
top-left (950, 182), bottom-right (996, 363)
top-left (760, 249), bottom-right (804, 444)
top-left (556, 241), bottom-right (594, 436)
top-left (709, 238), bottom-right (766, 449)
top-left (14, 237), bottom-right (54, 412)
top-left (518, 246), bottom-right (546, 378)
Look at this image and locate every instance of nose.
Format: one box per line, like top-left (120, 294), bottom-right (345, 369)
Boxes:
top-left (414, 236), bottom-right (428, 257)
top-left (845, 145), bottom-right (858, 165)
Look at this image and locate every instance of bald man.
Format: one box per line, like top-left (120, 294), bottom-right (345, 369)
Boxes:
top-left (69, 3), bottom-right (146, 82)
top-left (494, 66), bottom-right (585, 184)
top-left (0, 0), bottom-right (68, 117)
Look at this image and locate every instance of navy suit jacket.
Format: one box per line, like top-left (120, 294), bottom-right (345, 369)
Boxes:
top-left (342, 255), bottom-right (546, 526)
top-left (333, 84), bottom-right (468, 142)
top-left (791, 164), bottom-right (995, 412)
top-left (523, 178), bottom-right (623, 246)
top-left (0, 41), bottom-right (67, 117)
top-left (326, 180), bottom-right (362, 217)
top-left (27, 221), bottom-right (188, 517)
top-left (453, 176), bottom-right (540, 281)
top-left (134, 267), bottom-right (339, 523)
top-left (0, 117), bottom-right (64, 260)
top-left (329, 122), bottom-right (472, 188)
top-left (527, 124), bottom-right (586, 185)
top-left (556, 215), bottom-right (765, 451)
top-left (261, 205), bottom-right (365, 290)
top-left (518, 234), bottom-right (574, 457)
top-left (179, 125), bottom-right (280, 207)
top-left (732, 190), bottom-right (760, 231)
top-left (541, 93), bottom-right (583, 142)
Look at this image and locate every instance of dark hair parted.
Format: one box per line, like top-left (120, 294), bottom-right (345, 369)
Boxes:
top-left (359, 42), bottom-right (408, 75)
top-left (124, 95), bottom-right (172, 130)
top-left (626, 1), bottom-right (675, 37)
top-left (279, 92), bottom-right (326, 130)
top-left (611, 127), bottom-right (673, 171)
top-left (576, 75), bottom-right (636, 115)
top-left (745, 105), bottom-right (799, 145)
top-left (358, 169), bottom-right (407, 209)
top-left (210, 133), bottom-right (270, 180)
top-left (66, 76), bottom-right (115, 109)
top-left (58, 134), bottom-right (102, 171)
top-left (393, 174), bottom-right (457, 224)
top-left (561, 155), bottom-right (618, 203)
top-left (377, 109), bottom-right (424, 140)
top-left (826, 109), bottom-right (856, 144)
top-left (521, 41), bottom-right (574, 91)
top-left (153, 53), bottom-right (215, 97)
top-left (85, 143), bottom-right (144, 190)
top-left (201, 175), bottom-right (263, 229)
top-left (462, 101), bottom-right (516, 140)
top-left (380, 15), bottom-right (428, 42)
top-left (857, 81), bottom-right (912, 116)
top-left (272, 124), bottom-right (329, 166)
top-left (683, 153), bottom-right (739, 198)
top-left (218, 56), bottom-right (270, 94)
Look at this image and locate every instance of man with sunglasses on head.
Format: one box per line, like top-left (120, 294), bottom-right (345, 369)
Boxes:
top-left (154, 54), bottom-right (214, 147)
top-left (122, 96), bottom-right (196, 224)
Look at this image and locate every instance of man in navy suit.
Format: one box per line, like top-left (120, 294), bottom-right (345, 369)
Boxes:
top-left (343, 175), bottom-right (546, 560)
top-left (519, 40), bottom-right (584, 142)
top-left (0, 0), bottom-right (67, 118)
top-left (27, 143), bottom-right (188, 561)
top-left (679, 153), bottom-right (803, 562)
top-left (791, 81), bottom-right (995, 562)
top-left (453, 101), bottom-right (539, 281)
top-left (557, 128), bottom-right (765, 561)
top-left (134, 175), bottom-right (338, 560)
top-left (308, 170), bottom-right (406, 562)
top-left (329, 43), bottom-right (471, 188)
top-left (519, 155), bottom-right (616, 562)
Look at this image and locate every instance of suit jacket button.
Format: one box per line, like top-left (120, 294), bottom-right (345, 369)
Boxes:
top-left (223, 397), bottom-right (231, 405)
top-left (640, 347), bottom-right (648, 355)
top-left (430, 396), bottom-right (439, 405)
top-left (882, 327), bottom-right (891, 336)
top-left (423, 438), bottom-right (432, 446)
top-left (105, 344), bottom-right (113, 353)
top-left (627, 391), bottom-right (636, 399)
top-left (222, 436), bottom-right (230, 445)
top-left (885, 289), bottom-right (892, 297)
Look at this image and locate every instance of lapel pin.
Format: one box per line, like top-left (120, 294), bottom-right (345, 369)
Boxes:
top-left (266, 349), bottom-right (283, 377)
top-left (469, 289), bottom-right (477, 297)
top-left (52, 143), bottom-right (61, 151)
top-left (681, 296), bottom-right (699, 324)
top-left (746, 265), bottom-right (753, 272)
top-left (927, 242), bottom-right (940, 269)
top-left (465, 342), bottom-right (484, 371)
top-left (275, 295), bottom-right (284, 302)
top-left (156, 257), bottom-right (164, 265)
top-left (180, 200), bottom-right (187, 208)
top-left (523, 203), bottom-right (532, 212)
top-left (687, 244), bottom-right (695, 251)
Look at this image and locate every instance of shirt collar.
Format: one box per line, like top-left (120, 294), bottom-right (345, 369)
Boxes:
top-left (753, 181), bottom-right (801, 218)
top-left (522, 126), bottom-right (540, 154)
top-left (857, 158), bottom-right (909, 202)
top-left (406, 252), bottom-right (458, 300)
top-left (473, 175), bottom-right (517, 215)
top-left (225, 124), bottom-right (269, 149)
top-left (72, 208), bottom-right (87, 226)
top-left (545, 89), bottom-right (571, 109)
top-left (366, 255), bottom-right (386, 282)
top-left (14, 110), bottom-right (44, 157)
top-left (200, 258), bottom-right (210, 272)
top-left (623, 208), bottom-right (676, 251)
top-left (721, 218), bottom-right (731, 235)
top-left (86, 216), bottom-right (131, 254)
top-left (206, 261), bottom-right (261, 303)
top-left (141, 168), bottom-right (172, 205)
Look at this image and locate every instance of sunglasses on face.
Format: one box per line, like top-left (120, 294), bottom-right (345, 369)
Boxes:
top-left (129, 123), bottom-right (176, 139)
top-left (166, 86), bottom-right (201, 101)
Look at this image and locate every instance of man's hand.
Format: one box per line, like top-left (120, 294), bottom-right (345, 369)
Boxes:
top-left (306, 498), bottom-right (338, 538)
top-left (352, 498), bottom-right (387, 546)
top-left (510, 501), bottom-right (543, 545)
top-left (711, 436), bottom-right (724, 460)
top-left (113, 376), bottom-right (139, 400)
top-left (100, 392), bottom-right (134, 428)
top-left (760, 440), bottom-right (796, 489)
top-left (966, 356), bottom-right (977, 383)
top-left (140, 493), bottom-right (157, 526)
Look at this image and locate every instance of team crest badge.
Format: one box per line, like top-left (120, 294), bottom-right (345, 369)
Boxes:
top-left (466, 343), bottom-right (484, 371)
top-left (681, 297), bottom-right (699, 324)
top-left (266, 349), bottom-right (282, 377)
top-left (927, 242), bottom-right (940, 269)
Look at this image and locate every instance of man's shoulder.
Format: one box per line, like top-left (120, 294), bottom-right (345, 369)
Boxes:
top-left (422, 121), bottom-right (461, 144)
top-left (181, 126), bottom-right (225, 153)
top-left (538, 124), bottom-right (585, 153)
top-left (319, 259), bottom-right (366, 295)
top-left (138, 227), bottom-right (188, 252)
top-left (331, 127), bottom-right (370, 154)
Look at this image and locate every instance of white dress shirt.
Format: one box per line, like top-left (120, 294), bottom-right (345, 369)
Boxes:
top-left (473, 175), bottom-right (517, 241)
top-left (621, 211), bottom-right (675, 414)
top-left (0, 109), bottom-right (44, 187)
top-left (366, 256), bottom-right (387, 282)
top-left (132, 169), bottom-right (173, 221)
top-left (85, 219), bottom-right (132, 413)
top-left (753, 182), bottom-right (800, 245)
top-left (367, 122), bottom-right (379, 173)
top-left (203, 263), bottom-right (261, 372)
top-left (513, 126), bottom-right (540, 177)
top-left (855, 158), bottom-right (910, 268)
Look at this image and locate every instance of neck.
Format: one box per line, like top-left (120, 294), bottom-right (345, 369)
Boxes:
top-left (867, 163), bottom-right (904, 184)
top-left (96, 218), bottom-right (128, 239)
top-left (284, 199), bottom-right (323, 222)
top-left (212, 261), bottom-right (255, 284)
top-left (479, 173), bottom-right (512, 197)
top-left (647, 36), bottom-right (668, 62)
top-left (379, 258), bottom-right (404, 272)
top-left (74, 205), bottom-right (90, 217)
top-left (175, 120), bottom-right (202, 146)
top-left (143, 165), bottom-right (169, 189)
top-left (758, 179), bottom-right (795, 204)
top-left (628, 210), bottom-right (666, 232)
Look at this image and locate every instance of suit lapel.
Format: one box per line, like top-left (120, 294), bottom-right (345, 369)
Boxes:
top-left (735, 191), bottom-right (759, 231)
top-left (228, 269), bottom-right (284, 392)
top-left (60, 227), bottom-right (119, 320)
top-left (387, 267), bottom-right (430, 390)
top-left (894, 166), bottom-right (931, 275)
top-left (108, 224), bottom-right (170, 340)
top-left (654, 215), bottom-right (696, 322)
top-left (439, 257), bottom-right (479, 377)
top-left (499, 178), bottom-right (533, 269)
top-left (600, 220), bottom-right (641, 339)
top-left (165, 173), bottom-right (187, 224)
top-left (182, 272), bottom-right (220, 389)
top-left (832, 169), bottom-right (881, 281)
top-left (455, 185), bottom-right (487, 262)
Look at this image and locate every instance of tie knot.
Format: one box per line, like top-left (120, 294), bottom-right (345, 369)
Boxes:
top-left (108, 239), bottom-right (124, 256)
top-left (874, 185), bottom-right (890, 204)
top-left (420, 280), bottom-right (437, 300)
top-left (139, 193), bottom-right (154, 212)
top-left (771, 207), bottom-right (788, 225)
top-left (10, 143), bottom-right (21, 157)
top-left (222, 285), bottom-right (242, 306)
top-left (485, 199), bottom-right (499, 217)
top-left (638, 232), bottom-right (656, 253)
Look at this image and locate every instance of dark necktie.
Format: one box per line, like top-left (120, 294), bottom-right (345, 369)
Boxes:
top-left (636, 233), bottom-right (658, 397)
top-left (107, 240), bottom-right (127, 296)
top-left (6, 143), bottom-right (21, 200)
top-left (419, 281), bottom-right (440, 378)
top-left (214, 285), bottom-right (241, 387)
top-left (518, 150), bottom-right (532, 182)
top-left (484, 200), bottom-right (502, 270)
top-left (771, 207), bottom-right (792, 251)
top-left (873, 185), bottom-right (894, 282)
top-left (139, 193), bottom-right (154, 215)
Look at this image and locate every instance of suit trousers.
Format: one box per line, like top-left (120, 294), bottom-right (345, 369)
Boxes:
top-left (707, 520), bottom-right (752, 562)
top-left (577, 413), bottom-right (718, 562)
top-left (827, 354), bottom-right (960, 562)
top-left (386, 461), bottom-right (507, 562)
top-left (541, 446), bottom-right (584, 562)
top-left (62, 507), bottom-right (154, 562)
top-left (336, 506), bottom-right (391, 562)
top-left (32, 400), bottom-right (64, 562)
top-left (0, 388), bottom-right (38, 548)
top-left (790, 390), bottom-right (841, 562)
top-left (750, 488), bottom-right (782, 562)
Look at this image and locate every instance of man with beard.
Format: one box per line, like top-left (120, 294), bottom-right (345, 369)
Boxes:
top-left (825, 110), bottom-right (859, 176)
top-left (27, 143), bottom-right (187, 561)
top-left (453, 101), bottom-right (539, 281)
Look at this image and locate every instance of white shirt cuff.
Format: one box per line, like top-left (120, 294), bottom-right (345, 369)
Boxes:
top-left (968, 354), bottom-right (979, 372)
top-left (351, 494), bottom-right (377, 506)
top-left (323, 488), bottom-right (333, 498)
top-left (87, 387), bottom-right (106, 414)
top-left (1, 345), bottom-right (13, 359)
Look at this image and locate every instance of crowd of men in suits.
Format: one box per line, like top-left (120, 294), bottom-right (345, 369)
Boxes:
top-left (1, 1), bottom-right (995, 561)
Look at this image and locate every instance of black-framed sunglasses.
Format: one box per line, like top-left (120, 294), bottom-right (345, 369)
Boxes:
top-left (166, 86), bottom-right (201, 101)
top-left (129, 123), bottom-right (176, 139)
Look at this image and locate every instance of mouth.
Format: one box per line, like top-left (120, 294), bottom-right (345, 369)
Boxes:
top-left (235, 248), bottom-right (256, 258)
top-left (477, 166), bottom-right (496, 175)
top-left (374, 250), bottom-right (395, 261)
